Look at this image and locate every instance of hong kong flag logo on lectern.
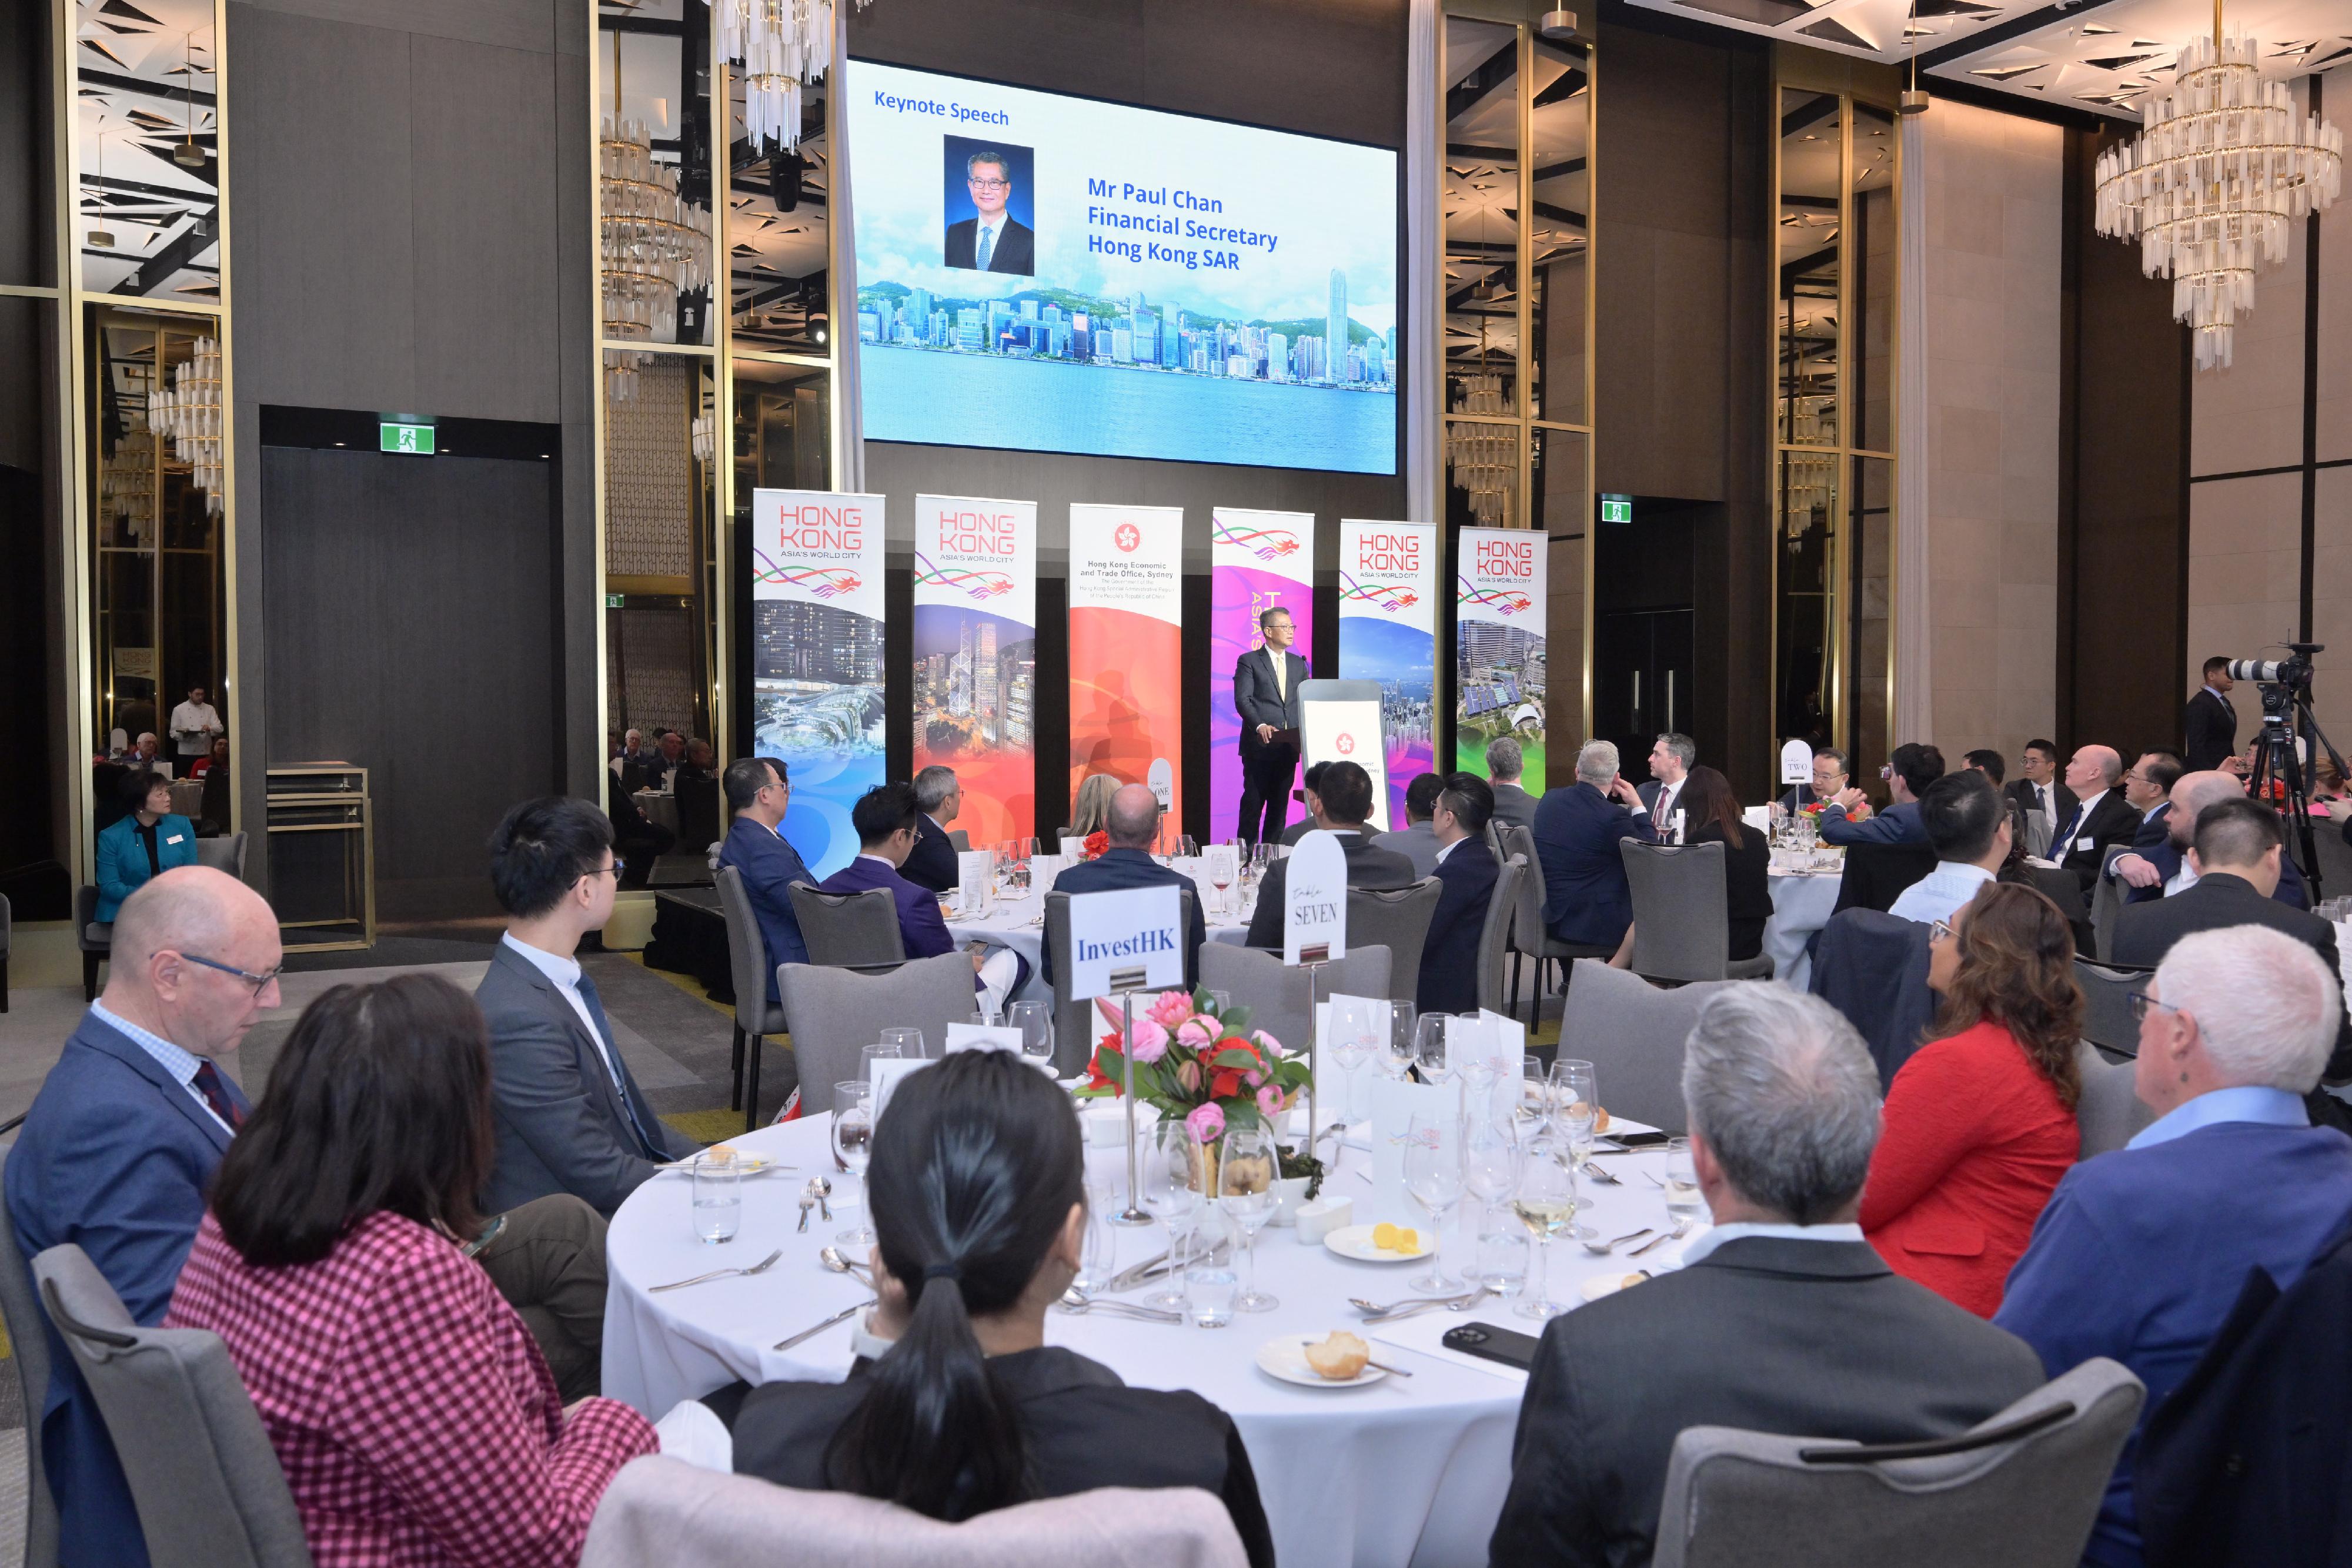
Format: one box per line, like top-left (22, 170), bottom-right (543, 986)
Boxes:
top-left (1115, 523), bottom-right (1142, 553)
top-left (1335, 733), bottom-right (1357, 756)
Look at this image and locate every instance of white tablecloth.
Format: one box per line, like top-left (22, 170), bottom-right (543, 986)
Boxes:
top-left (603, 1114), bottom-right (1697, 1568)
top-left (944, 887), bottom-right (1255, 1002)
top-left (1761, 871), bottom-right (1843, 991)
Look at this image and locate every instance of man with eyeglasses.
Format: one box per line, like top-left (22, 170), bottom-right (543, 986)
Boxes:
top-left (944, 147), bottom-right (1035, 276)
top-left (7, 865), bottom-right (281, 1568)
top-left (1996, 924), bottom-right (2352, 1568)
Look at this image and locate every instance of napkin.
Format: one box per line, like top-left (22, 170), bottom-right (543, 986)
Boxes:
top-left (1367, 1310), bottom-right (1531, 1385)
top-left (956, 851), bottom-right (994, 914)
top-left (1367, 1076), bottom-right (1462, 1228)
top-left (944, 1023), bottom-right (1024, 1054)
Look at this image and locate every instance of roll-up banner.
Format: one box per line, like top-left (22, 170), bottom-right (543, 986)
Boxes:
top-left (1337, 519), bottom-right (1438, 830)
top-left (1209, 507), bottom-right (1318, 845)
top-left (749, 488), bottom-right (887, 878)
top-left (1068, 504), bottom-right (1186, 827)
top-left (913, 493), bottom-right (1039, 845)
top-left (1454, 527), bottom-right (1548, 794)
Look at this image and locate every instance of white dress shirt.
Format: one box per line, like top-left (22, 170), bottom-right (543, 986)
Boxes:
top-left (499, 933), bottom-right (629, 1094)
top-left (1435, 835), bottom-right (1465, 865)
top-left (1887, 861), bottom-right (1998, 925)
top-left (1679, 1220), bottom-right (1865, 1268)
top-left (2056, 788), bottom-right (2110, 855)
top-left (168, 700), bottom-right (222, 755)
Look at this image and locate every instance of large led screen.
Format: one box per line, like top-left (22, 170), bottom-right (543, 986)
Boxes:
top-left (847, 62), bottom-right (1399, 475)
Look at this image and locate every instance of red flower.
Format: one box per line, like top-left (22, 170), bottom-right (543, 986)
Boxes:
top-left (1084, 1038), bottom-right (1123, 1095)
top-left (1083, 831), bottom-right (1110, 860)
top-left (1208, 1067), bottom-right (1248, 1100)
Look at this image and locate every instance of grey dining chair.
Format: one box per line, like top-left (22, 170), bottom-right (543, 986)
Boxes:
top-left (2087, 846), bottom-right (2131, 961)
top-left (1195, 943), bottom-right (1391, 1066)
top-left (1621, 840), bottom-right (1774, 984)
top-left (2072, 1040), bottom-right (2153, 1158)
top-left (1044, 888), bottom-right (1200, 1077)
top-left (786, 882), bottom-right (907, 971)
top-left (1495, 821), bottom-right (1616, 1029)
top-left (1553, 958), bottom-right (1743, 1130)
top-left (2074, 958), bottom-right (2152, 1057)
top-left (1345, 880), bottom-right (1442, 1004)
top-left (75, 885), bottom-right (108, 1002)
top-left (193, 831), bottom-right (249, 880)
top-left (714, 867), bottom-right (791, 1131)
top-left (0, 1167), bottom-right (59, 1568)
top-left (32, 1243), bottom-right (316, 1568)
top-left (1652, 1357), bottom-right (2144, 1568)
top-left (1476, 855), bottom-right (1528, 1015)
top-left (948, 829), bottom-right (971, 854)
top-left (774, 951), bottom-right (982, 1102)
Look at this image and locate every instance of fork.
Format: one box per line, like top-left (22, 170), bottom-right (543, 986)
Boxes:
top-left (650, 1249), bottom-right (784, 1293)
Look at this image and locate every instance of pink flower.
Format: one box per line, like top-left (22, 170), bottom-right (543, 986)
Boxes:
top-left (1252, 1029), bottom-right (1285, 1058)
top-left (1176, 1016), bottom-right (1217, 1047)
top-left (1127, 1016), bottom-right (1170, 1065)
top-left (1147, 990), bottom-right (1194, 1029)
top-left (1185, 1102), bottom-right (1225, 1144)
top-left (1177, 1059), bottom-right (1202, 1092)
top-left (1256, 1082), bottom-right (1287, 1119)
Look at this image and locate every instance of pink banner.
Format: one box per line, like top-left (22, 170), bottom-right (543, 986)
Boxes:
top-left (1210, 508), bottom-right (1317, 844)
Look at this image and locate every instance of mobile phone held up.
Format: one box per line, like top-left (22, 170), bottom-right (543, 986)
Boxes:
top-left (1441, 1321), bottom-right (1544, 1371)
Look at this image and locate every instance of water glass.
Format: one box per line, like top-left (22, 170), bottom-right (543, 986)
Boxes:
top-left (1521, 1054), bottom-right (1552, 1126)
top-left (1383, 1002), bottom-right (1419, 1082)
top-left (1140, 1122), bottom-right (1204, 1311)
top-left (832, 1082), bottom-right (876, 1245)
top-left (861, 1041), bottom-right (901, 1085)
top-left (1185, 1268), bottom-right (1239, 1328)
top-left (1413, 1012), bottom-right (1453, 1087)
top-left (1474, 1229), bottom-right (1529, 1295)
top-left (1402, 1114), bottom-right (1464, 1292)
top-left (1073, 1182), bottom-right (1118, 1293)
top-left (1327, 997), bottom-right (1376, 1123)
top-left (1663, 1136), bottom-right (1705, 1224)
top-left (1219, 1125), bottom-right (1280, 1312)
top-left (967, 1007), bottom-right (1000, 1030)
top-left (691, 1152), bottom-right (741, 1244)
top-left (1553, 1059), bottom-right (1599, 1164)
top-left (1206, 989), bottom-right (1232, 1015)
top-left (881, 1027), bottom-right (926, 1061)
top-left (1008, 999), bottom-right (1054, 1066)
top-left (1463, 1114), bottom-right (1521, 1234)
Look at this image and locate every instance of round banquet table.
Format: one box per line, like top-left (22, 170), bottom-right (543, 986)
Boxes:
top-left (944, 886), bottom-right (1256, 1004)
top-left (1760, 866), bottom-right (1844, 990)
top-left (603, 1112), bottom-right (1703, 1568)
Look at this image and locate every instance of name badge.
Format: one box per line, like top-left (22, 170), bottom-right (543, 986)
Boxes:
top-left (166, 834), bottom-right (186, 845)
top-left (2074, 837), bottom-right (2093, 852)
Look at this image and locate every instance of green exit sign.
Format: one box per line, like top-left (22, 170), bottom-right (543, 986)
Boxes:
top-left (1599, 495), bottom-right (1633, 524)
top-left (380, 420), bottom-right (436, 455)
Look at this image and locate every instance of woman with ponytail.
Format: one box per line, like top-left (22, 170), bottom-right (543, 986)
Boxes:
top-left (714, 1050), bottom-right (1273, 1563)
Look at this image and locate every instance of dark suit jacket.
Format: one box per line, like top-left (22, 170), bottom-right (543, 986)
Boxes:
top-left (1417, 838), bottom-right (1498, 1015)
top-left (2123, 838), bottom-right (2308, 908)
top-left (1047, 848), bottom-right (1205, 987)
top-left (1819, 799), bottom-right (1926, 847)
top-left (944, 215), bottom-right (1035, 275)
top-left (2052, 789), bottom-right (2141, 888)
top-left (819, 852), bottom-right (957, 961)
top-left (1534, 783), bottom-right (1656, 948)
top-left (1490, 781), bottom-right (1539, 832)
top-left (2183, 687), bottom-right (2240, 773)
top-left (1244, 831), bottom-right (1416, 948)
top-left (1635, 778), bottom-right (1688, 823)
top-left (1488, 1236), bottom-right (2047, 1568)
top-left (723, 1347), bottom-right (1274, 1568)
top-left (2005, 777), bottom-right (2079, 838)
top-left (2131, 801), bottom-right (2173, 852)
top-left (477, 941), bottom-right (696, 1217)
top-left (6, 1010), bottom-right (250, 1568)
top-left (1232, 646), bottom-right (1308, 756)
top-left (2110, 871), bottom-right (2351, 1075)
top-left (900, 813), bottom-right (960, 895)
top-left (714, 816), bottom-right (813, 1001)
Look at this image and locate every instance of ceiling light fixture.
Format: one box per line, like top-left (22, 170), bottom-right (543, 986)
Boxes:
top-left (600, 31), bottom-right (714, 401)
top-left (1898, 0), bottom-right (1930, 113)
top-left (1539, 8), bottom-right (1578, 42)
top-left (2094, 0), bottom-right (2341, 369)
top-left (173, 32), bottom-right (206, 166)
top-left (712, 0), bottom-right (880, 154)
top-left (151, 336), bottom-right (225, 514)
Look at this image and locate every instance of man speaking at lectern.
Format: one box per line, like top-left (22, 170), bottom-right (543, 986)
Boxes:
top-left (1234, 606), bottom-right (1309, 845)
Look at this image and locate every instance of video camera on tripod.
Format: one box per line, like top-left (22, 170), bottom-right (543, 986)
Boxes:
top-left (2224, 643), bottom-right (2343, 898)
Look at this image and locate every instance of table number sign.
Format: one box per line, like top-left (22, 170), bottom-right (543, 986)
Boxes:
top-left (943, 1023), bottom-right (1024, 1054)
top-left (1780, 738), bottom-right (1813, 786)
top-left (1283, 830), bottom-right (1349, 967)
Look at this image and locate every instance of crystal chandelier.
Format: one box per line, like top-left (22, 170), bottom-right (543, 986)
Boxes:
top-left (1449, 373), bottom-right (1517, 527)
top-left (102, 425), bottom-right (158, 540)
top-left (150, 336), bottom-right (225, 515)
top-left (2093, 8), bottom-right (2341, 371)
top-left (600, 115), bottom-right (713, 400)
top-left (711, 0), bottom-right (878, 153)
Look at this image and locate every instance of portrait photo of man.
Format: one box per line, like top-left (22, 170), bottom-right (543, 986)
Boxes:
top-left (944, 141), bottom-right (1035, 275)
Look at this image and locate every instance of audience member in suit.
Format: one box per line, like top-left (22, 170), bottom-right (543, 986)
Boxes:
top-left (676, 736), bottom-right (717, 783)
top-left (477, 797), bottom-right (699, 1219)
top-left (1817, 742), bottom-right (1944, 847)
top-left (1372, 771), bottom-right (1445, 875)
top-left (1889, 771), bottom-right (2010, 927)
top-left (607, 780), bottom-right (675, 887)
top-left (1676, 766), bottom-right (1770, 962)
top-left (1863, 884), bottom-right (2082, 1317)
top-left (1232, 606), bottom-right (1309, 846)
top-left (2049, 744), bottom-right (2139, 891)
top-left (1278, 761), bottom-right (1328, 847)
top-left (715, 758), bottom-right (813, 1003)
top-left (2110, 798), bottom-right (2350, 1078)
top-left (2111, 770), bottom-right (2309, 909)
top-left (1486, 736), bottom-right (1540, 832)
top-left (5, 868), bottom-right (278, 1568)
top-left (820, 783), bottom-right (1029, 1008)
top-left (1245, 761), bottom-right (1416, 948)
top-left (1779, 745), bottom-right (1856, 815)
top-left (1490, 985), bottom-right (2046, 1567)
top-left (1532, 738), bottom-right (1658, 951)
top-left (95, 768), bottom-right (199, 922)
top-left (166, 975), bottom-right (657, 1565)
top-left (2004, 738), bottom-right (2077, 844)
top-left (1997, 925), bottom-right (2352, 1568)
top-left (2123, 751), bottom-right (2184, 852)
top-left (2182, 657), bottom-right (2242, 773)
top-left (1635, 731), bottom-right (1696, 827)
top-left (629, 730), bottom-right (684, 794)
top-left (1962, 747), bottom-right (2006, 785)
top-left (706, 1052), bottom-right (1274, 1565)
top-left (128, 731), bottom-right (171, 777)
top-left (1416, 774), bottom-right (1501, 1015)
top-left (901, 764), bottom-right (964, 894)
top-left (1045, 785), bottom-right (1205, 988)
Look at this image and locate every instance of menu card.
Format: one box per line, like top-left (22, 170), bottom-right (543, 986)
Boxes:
top-left (1367, 1075), bottom-right (1462, 1227)
top-left (956, 850), bottom-right (994, 914)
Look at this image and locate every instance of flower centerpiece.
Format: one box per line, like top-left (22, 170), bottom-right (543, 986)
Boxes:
top-left (1081, 830), bottom-right (1110, 861)
top-left (1077, 986), bottom-right (1321, 1195)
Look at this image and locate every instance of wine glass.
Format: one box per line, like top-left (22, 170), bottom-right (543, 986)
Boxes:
top-left (1663, 1136), bottom-right (1705, 1227)
top-left (881, 1027), bottom-right (926, 1061)
top-left (1138, 1121), bottom-right (1202, 1312)
top-left (1520, 1053), bottom-right (1552, 1129)
top-left (1382, 1001), bottom-right (1419, 1082)
top-left (1402, 1114), bottom-right (1464, 1292)
top-left (1327, 996), bottom-right (1375, 1125)
top-left (861, 1041), bottom-right (901, 1086)
top-left (1209, 851), bottom-right (1235, 919)
top-left (1552, 1059), bottom-right (1600, 1168)
top-left (1413, 1012), bottom-right (1453, 1088)
top-left (1512, 1132), bottom-right (1580, 1319)
top-left (1007, 999), bottom-right (1054, 1068)
top-left (1218, 1125), bottom-right (1280, 1312)
top-left (831, 1082), bottom-right (876, 1246)
top-left (1462, 1113), bottom-right (1521, 1238)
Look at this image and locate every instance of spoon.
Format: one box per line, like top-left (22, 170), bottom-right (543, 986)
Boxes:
top-left (1629, 1217), bottom-right (1695, 1257)
top-left (1583, 1226), bottom-right (1653, 1256)
top-left (806, 1176), bottom-right (833, 1222)
top-left (1057, 1288), bottom-right (1184, 1322)
top-left (819, 1246), bottom-right (872, 1281)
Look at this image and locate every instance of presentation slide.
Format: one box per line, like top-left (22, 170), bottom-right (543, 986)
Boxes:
top-left (847, 61), bottom-right (1399, 476)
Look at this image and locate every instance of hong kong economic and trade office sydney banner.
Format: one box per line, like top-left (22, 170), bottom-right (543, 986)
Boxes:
top-left (750, 489), bottom-right (887, 878)
top-left (913, 493), bottom-right (1040, 844)
top-left (1338, 520), bottom-right (1436, 830)
top-left (1454, 526), bottom-right (1547, 794)
top-left (1209, 507), bottom-right (1317, 845)
top-left (1068, 504), bottom-right (1184, 821)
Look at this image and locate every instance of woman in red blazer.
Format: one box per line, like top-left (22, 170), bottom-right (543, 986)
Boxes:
top-left (1862, 882), bottom-right (2083, 1317)
top-left (168, 975), bottom-right (656, 1567)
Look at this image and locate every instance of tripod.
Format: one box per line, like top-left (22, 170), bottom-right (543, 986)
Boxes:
top-left (2243, 680), bottom-right (2348, 901)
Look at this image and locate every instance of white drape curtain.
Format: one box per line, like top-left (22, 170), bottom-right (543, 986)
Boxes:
top-left (831, 6), bottom-right (866, 493)
top-left (1893, 111), bottom-right (1932, 742)
top-left (1405, 0), bottom-right (1441, 523)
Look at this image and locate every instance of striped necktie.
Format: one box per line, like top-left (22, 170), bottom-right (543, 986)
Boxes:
top-left (191, 1059), bottom-right (243, 1129)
